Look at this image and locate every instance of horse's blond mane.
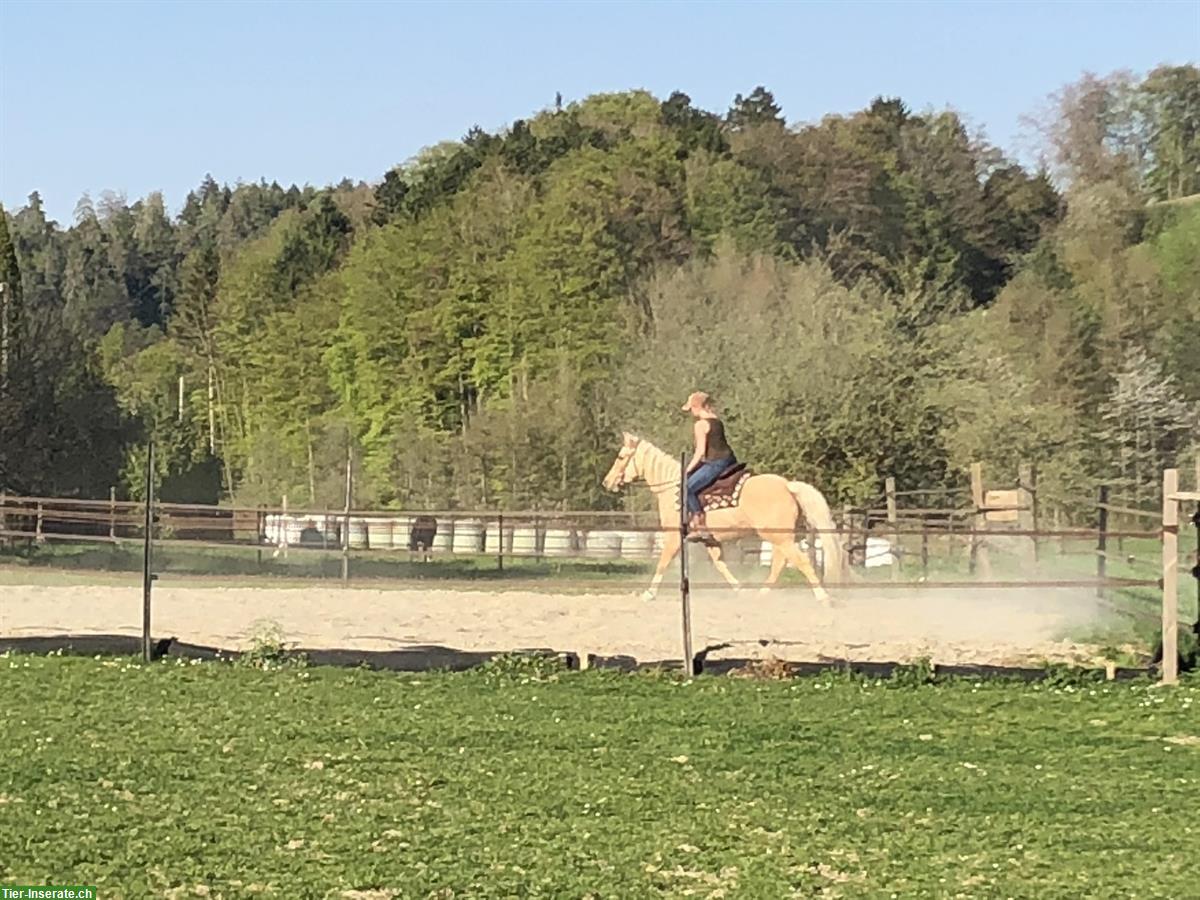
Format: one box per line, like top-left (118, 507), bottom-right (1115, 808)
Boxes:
top-left (633, 437), bottom-right (681, 494)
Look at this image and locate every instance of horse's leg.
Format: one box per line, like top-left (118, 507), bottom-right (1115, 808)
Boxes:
top-left (778, 540), bottom-right (831, 604)
top-left (703, 541), bottom-right (740, 589)
top-left (759, 543), bottom-right (787, 593)
top-left (642, 529), bottom-right (680, 601)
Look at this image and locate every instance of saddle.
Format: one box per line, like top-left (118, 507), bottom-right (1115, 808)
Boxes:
top-left (697, 463), bottom-right (752, 513)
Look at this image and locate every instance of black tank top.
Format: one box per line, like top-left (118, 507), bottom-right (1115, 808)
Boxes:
top-left (703, 418), bottom-right (734, 462)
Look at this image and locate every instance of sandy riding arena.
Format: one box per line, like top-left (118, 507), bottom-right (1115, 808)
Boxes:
top-left (0, 580), bottom-right (1129, 667)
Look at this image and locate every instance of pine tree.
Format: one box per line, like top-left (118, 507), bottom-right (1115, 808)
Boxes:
top-left (0, 205), bottom-right (23, 390)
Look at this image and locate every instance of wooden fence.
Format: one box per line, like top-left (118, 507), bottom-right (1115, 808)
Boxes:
top-left (3, 460), bottom-right (1196, 683)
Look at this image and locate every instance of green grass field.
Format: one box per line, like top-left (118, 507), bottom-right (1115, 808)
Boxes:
top-left (1, 654), bottom-right (1196, 898)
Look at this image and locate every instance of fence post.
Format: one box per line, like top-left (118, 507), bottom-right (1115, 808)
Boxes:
top-left (281, 493), bottom-right (289, 560)
top-left (35, 501), bottom-right (43, 543)
top-left (841, 504), bottom-right (853, 568)
top-left (807, 523), bottom-right (821, 580)
top-left (678, 452), bottom-right (694, 677)
top-left (341, 445), bottom-right (352, 586)
top-left (885, 476), bottom-right (899, 580)
top-left (969, 463), bottom-right (989, 577)
top-left (1161, 468), bottom-right (1179, 685)
top-left (497, 512), bottom-right (504, 573)
top-left (142, 440), bottom-right (155, 663)
top-left (1097, 485), bottom-right (1109, 600)
top-left (1018, 462), bottom-right (1037, 564)
top-left (109, 486), bottom-right (117, 541)
top-left (1, 488), bottom-right (7, 543)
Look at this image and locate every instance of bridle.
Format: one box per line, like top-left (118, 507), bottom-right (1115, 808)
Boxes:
top-left (608, 442), bottom-right (678, 496)
top-left (609, 446), bottom-right (637, 489)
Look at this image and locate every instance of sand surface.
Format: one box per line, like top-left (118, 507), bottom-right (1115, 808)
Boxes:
top-left (0, 581), bottom-right (1131, 667)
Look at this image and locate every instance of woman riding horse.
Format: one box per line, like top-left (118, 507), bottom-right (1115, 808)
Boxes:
top-left (682, 391), bottom-right (738, 541)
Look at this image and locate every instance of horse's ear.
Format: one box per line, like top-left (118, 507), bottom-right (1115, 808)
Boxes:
top-left (622, 432), bottom-right (639, 447)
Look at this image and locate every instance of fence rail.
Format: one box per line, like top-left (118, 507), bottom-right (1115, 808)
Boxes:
top-left (3, 464), bottom-right (1197, 685)
top-left (1096, 502), bottom-right (1162, 520)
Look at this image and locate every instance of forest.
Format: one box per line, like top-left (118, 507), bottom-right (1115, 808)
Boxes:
top-left (1, 67), bottom-right (1197, 514)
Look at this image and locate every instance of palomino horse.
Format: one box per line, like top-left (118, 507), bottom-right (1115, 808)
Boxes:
top-left (602, 433), bottom-right (846, 604)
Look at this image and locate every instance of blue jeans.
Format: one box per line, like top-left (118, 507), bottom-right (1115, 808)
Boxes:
top-left (686, 456), bottom-right (737, 515)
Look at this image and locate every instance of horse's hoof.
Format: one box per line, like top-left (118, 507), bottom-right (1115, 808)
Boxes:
top-left (758, 586), bottom-right (771, 596)
top-left (814, 588), bottom-right (832, 606)
top-left (640, 591), bottom-right (657, 603)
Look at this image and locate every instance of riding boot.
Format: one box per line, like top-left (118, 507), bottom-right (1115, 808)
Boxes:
top-left (686, 512), bottom-right (710, 543)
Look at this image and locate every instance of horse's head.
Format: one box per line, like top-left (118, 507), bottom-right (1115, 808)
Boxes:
top-left (602, 432), bottom-right (642, 492)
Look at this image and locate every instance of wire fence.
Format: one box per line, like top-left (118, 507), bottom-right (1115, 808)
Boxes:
top-left (2, 472), bottom-right (1196, 677)
top-left (0, 491), bottom-right (1189, 594)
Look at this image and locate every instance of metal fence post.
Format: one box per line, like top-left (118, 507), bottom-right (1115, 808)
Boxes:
top-left (142, 440), bottom-right (155, 663)
top-left (1097, 485), bottom-right (1108, 599)
top-left (341, 444), bottom-right (352, 586)
top-left (678, 453), bottom-right (693, 676)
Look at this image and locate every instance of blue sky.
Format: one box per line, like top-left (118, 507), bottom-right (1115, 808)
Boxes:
top-left (2, 0), bottom-right (1197, 224)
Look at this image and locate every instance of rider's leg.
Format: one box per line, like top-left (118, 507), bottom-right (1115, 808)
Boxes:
top-left (684, 468), bottom-right (708, 517)
top-left (686, 460), bottom-right (731, 512)
top-left (685, 459), bottom-right (733, 539)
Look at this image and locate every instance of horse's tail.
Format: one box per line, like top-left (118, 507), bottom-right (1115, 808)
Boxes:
top-left (787, 480), bottom-right (849, 584)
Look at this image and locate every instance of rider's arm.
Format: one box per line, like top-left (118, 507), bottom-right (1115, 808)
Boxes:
top-left (686, 419), bottom-right (709, 475)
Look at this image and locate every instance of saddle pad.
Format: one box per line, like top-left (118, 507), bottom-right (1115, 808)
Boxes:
top-left (699, 464), bottom-right (752, 512)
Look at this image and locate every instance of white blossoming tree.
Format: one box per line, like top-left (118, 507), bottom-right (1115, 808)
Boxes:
top-left (1098, 346), bottom-right (1199, 504)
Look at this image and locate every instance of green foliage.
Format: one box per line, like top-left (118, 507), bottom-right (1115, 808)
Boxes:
top-left (890, 656), bottom-right (936, 687)
top-left (616, 250), bottom-right (954, 501)
top-left (1039, 662), bottom-right (1106, 688)
top-left (1175, 628), bottom-right (1199, 672)
top-left (660, 90), bottom-right (728, 157)
top-left (234, 620), bottom-right (306, 670)
top-left (474, 651), bottom-right (566, 685)
top-left (1138, 65), bottom-right (1200, 201)
top-left (6, 72), bottom-right (1198, 510)
top-left (727, 85), bottom-right (784, 130)
top-left (684, 152), bottom-right (783, 254)
top-left (0, 205), bottom-right (21, 303)
top-left (0, 204), bottom-right (22, 381)
top-left (0, 305), bottom-right (131, 495)
top-left (926, 308), bottom-right (1090, 502)
top-left (1149, 206), bottom-right (1200, 401)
